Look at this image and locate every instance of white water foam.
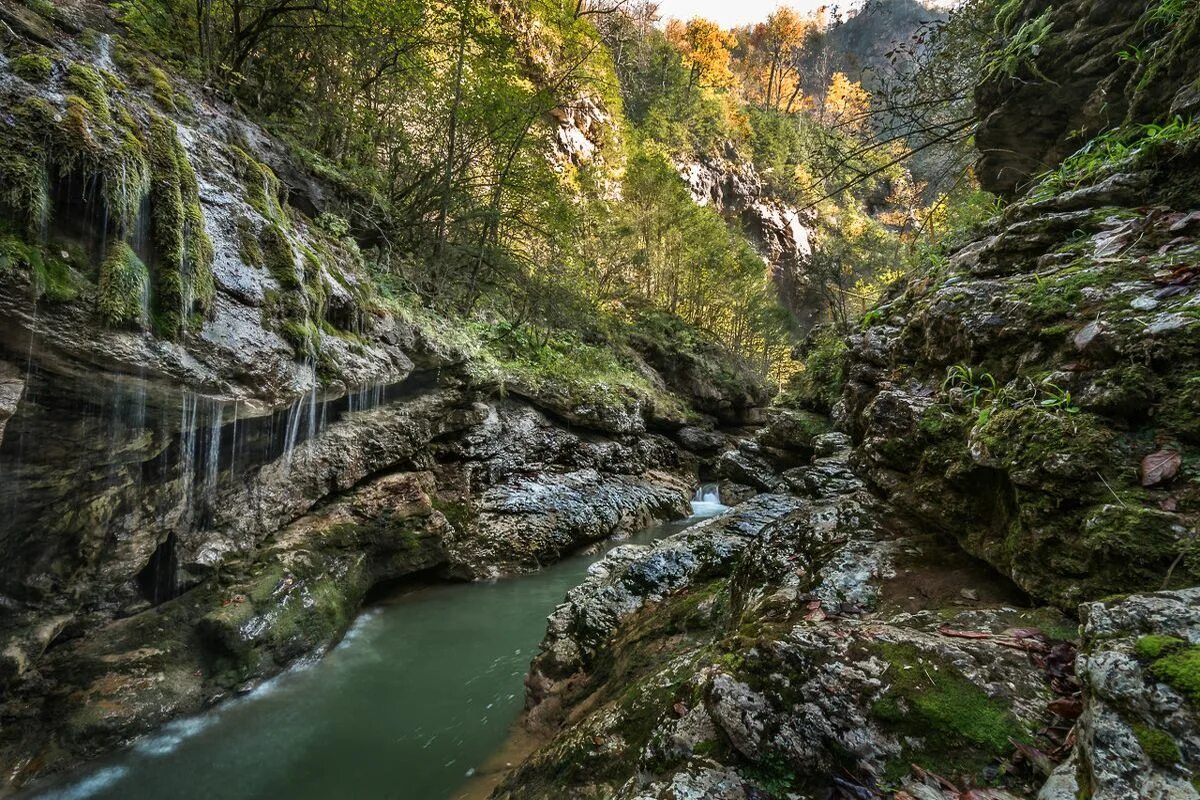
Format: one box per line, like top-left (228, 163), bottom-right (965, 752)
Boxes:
top-left (690, 483), bottom-right (728, 517)
top-left (35, 766), bottom-right (128, 800)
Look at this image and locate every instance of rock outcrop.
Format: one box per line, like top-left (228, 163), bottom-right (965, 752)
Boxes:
top-left (843, 117), bottom-right (1200, 612)
top-left (1041, 589), bottom-right (1200, 800)
top-left (676, 152), bottom-right (817, 324)
top-left (496, 436), bottom-right (1077, 800)
top-left (976, 0), bottom-right (1200, 195)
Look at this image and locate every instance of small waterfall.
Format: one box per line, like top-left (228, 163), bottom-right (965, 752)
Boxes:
top-left (95, 32), bottom-right (115, 72)
top-left (346, 381), bottom-right (386, 414)
top-left (690, 483), bottom-right (728, 517)
top-left (203, 404), bottom-right (223, 501)
top-left (178, 392), bottom-right (199, 525)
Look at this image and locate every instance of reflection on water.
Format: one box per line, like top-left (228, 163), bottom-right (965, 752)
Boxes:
top-left (27, 498), bottom-right (728, 800)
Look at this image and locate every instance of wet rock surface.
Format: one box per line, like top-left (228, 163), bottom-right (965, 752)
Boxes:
top-left (842, 183), bottom-right (1200, 610)
top-left (494, 439), bottom-right (1079, 800)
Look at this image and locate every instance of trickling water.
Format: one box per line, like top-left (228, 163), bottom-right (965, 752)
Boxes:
top-left (95, 33), bottom-right (114, 72)
top-left (0, 370), bottom-right (439, 604)
top-left (24, 497), bottom-right (730, 800)
top-left (691, 482), bottom-right (725, 516)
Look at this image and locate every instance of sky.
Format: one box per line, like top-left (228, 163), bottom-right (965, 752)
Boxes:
top-left (655, 0), bottom-right (854, 27)
top-left (654, 0), bottom-right (953, 27)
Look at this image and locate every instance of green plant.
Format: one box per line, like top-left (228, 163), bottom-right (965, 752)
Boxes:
top-left (982, 9), bottom-right (1056, 84)
top-left (1034, 116), bottom-right (1200, 197)
top-left (943, 364), bottom-right (997, 410)
top-left (1039, 381), bottom-right (1080, 414)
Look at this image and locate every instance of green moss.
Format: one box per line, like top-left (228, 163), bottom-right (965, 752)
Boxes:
top-left (871, 642), bottom-right (1027, 780)
top-left (229, 146), bottom-right (287, 223)
top-left (66, 63), bottom-right (112, 123)
top-left (1133, 724), bottom-right (1182, 766)
top-left (147, 65), bottom-right (177, 112)
top-left (260, 223), bottom-right (298, 288)
top-left (97, 242), bottom-right (149, 327)
top-left (32, 253), bottom-right (85, 302)
top-left (1135, 635), bottom-right (1186, 660)
top-left (430, 497), bottom-right (474, 533)
top-left (1150, 646), bottom-right (1200, 705)
top-left (11, 53), bottom-right (53, 83)
top-left (282, 318), bottom-right (322, 354)
top-left (146, 114), bottom-right (214, 337)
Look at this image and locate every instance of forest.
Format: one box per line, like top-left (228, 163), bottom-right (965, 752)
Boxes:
top-left (54, 0), bottom-right (990, 388)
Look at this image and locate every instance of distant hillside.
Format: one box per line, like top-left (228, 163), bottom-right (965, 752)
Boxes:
top-left (806, 0), bottom-right (949, 93)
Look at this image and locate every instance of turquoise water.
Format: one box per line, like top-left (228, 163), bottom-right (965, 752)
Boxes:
top-left (29, 498), bottom-right (727, 800)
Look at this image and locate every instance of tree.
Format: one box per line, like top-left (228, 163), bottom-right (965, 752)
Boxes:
top-left (665, 17), bottom-right (737, 91)
top-left (751, 6), bottom-right (808, 110)
top-left (821, 72), bottom-right (871, 130)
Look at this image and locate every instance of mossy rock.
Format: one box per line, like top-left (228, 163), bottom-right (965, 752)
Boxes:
top-left (97, 241), bottom-right (149, 328)
top-left (1149, 645), bottom-right (1200, 705)
top-left (971, 404), bottom-right (1114, 492)
top-left (66, 62), bottom-right (112, 123)
top-left (11, 52), bottom-right (53, 83)
top-left (869, 642), bottom-right (1029, 781)
top-left (1133, 724), bottom-right (1182, 766)
top-left (146, 114), bottom-right (214, 337)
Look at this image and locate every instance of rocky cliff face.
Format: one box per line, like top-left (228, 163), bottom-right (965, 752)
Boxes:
top-left (676, 152), bottom-right (818, 326)
top-left (975, 0), bottom-right (1200, 195)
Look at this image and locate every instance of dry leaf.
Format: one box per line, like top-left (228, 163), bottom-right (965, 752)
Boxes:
top-left (1048, 697), bottom-right (1083, 718)
top-left (804, 606), bottom-right (827, 622)
top-left (1141, 449), bottom-right (1182, 486)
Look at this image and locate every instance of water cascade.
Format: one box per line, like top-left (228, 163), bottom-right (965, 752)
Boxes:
top-left (690, 482), bottom-right (727, 516)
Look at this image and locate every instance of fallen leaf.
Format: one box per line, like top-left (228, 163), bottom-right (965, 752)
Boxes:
top-left (1003, 627), bottom-right (1045, 639)
top-left (1048, 697), bottom-right (1083, 718)
top-left (804, 606), bottom-right (828, 622)
top-left (1169, 210), bottom-right (1200, 232)
top-left (1141, 449), bottom-right (1182, 486)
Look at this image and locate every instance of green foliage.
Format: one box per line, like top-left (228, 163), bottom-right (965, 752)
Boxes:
top-left (780, 327), bottom-right (847, 413)
top-left (11, 53), bottom-right (53, 83)
top-left (1038, 381), bottom-right (1080, 415)
top-left (943, 364), bottom-right (997, 410)
top-left (1034, 116), bottom-right (1200, 198)
top-left (98, 242), bottom-right (150, 327)
top-left (982, 9), bottom-right (1055, 84)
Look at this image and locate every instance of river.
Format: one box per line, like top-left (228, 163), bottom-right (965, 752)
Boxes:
top-left (26, 490), bottom-right (729, 800)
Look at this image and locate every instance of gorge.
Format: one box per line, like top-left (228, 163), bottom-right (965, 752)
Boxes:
top-left (1, 0), bottom-right (1199, 798)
